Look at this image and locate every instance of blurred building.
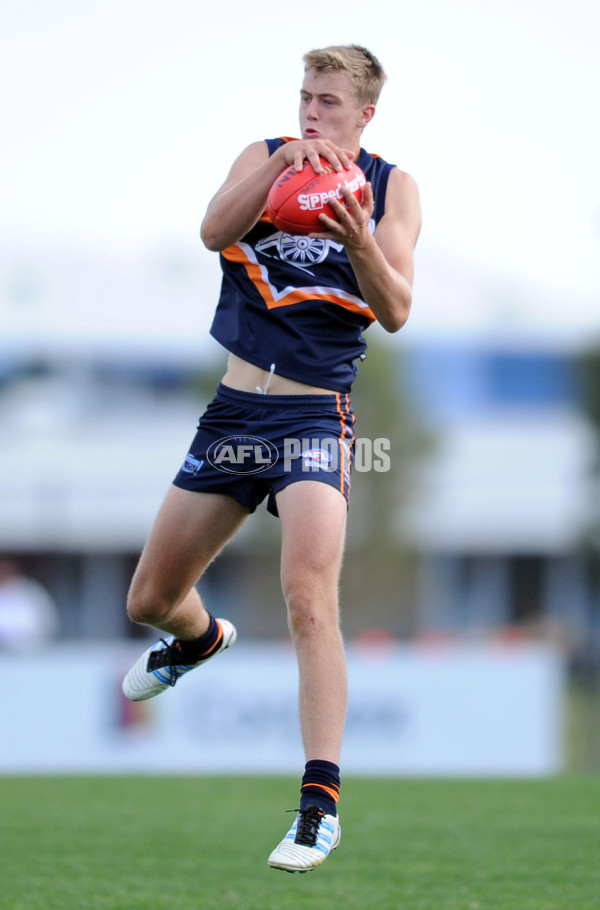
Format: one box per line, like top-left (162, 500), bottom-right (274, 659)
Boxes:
top-left (402, 340), bottom-right (594, 654)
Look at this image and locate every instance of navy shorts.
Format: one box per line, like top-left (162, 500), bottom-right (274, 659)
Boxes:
top-left (173, 383), bottom-right (355, 516)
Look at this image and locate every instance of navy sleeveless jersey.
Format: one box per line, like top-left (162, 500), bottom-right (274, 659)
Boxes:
top-left (210, 138), bottom-right (396, 392)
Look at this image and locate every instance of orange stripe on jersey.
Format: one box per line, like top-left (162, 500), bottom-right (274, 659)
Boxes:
top-left (222, 242), bottom-right (376, 323)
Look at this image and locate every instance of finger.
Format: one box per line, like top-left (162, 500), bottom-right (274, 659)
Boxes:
top-left (317, 145), bottom-right (355, 172)
top-left (306, 150), bottom-right (340, 173)
top-left (338, 187), bottom-right (360, 210)
top-left (338, 183), bottom-right (374, 220)
top-left (294, 142), bottom-right (356, 174)
top-left (329, 193), bottom-right (360, 223)
top-left (330, 148), bottom-right (355, 170)
top-left (335, 147), bottom-right (356, 166)
top-left (327, 198), bottom-right (352, 223)
top-left (309, 228), bottom-right (342, 241)
top-left (318, 210), bottom-right (340, 227)
top-left (310, 212), bottom-right (342, 236)
top-left (308, 152), bottom-right (329, 173)
top-left (294, 153), bottom-right (306, 172)
top-left (296, 150), bottom-right (329, 174)
top-left (361, 181), bottom-right (374, 213)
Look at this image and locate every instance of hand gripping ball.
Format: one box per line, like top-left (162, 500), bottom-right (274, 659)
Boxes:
top-left (267, 158), bottom-right (366, 235)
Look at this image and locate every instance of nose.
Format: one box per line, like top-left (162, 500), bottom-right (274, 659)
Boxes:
top-left (305, 98), bottom-right (319, 120)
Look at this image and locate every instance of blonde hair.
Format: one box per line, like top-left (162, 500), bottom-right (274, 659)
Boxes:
top-left (302, 45), bottom-right (387, 106)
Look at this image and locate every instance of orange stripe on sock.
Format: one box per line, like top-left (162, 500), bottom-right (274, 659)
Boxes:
top-left (302, 782), bottom-right (340, 802)
top-left (198, 622), bottom-right (223, 658)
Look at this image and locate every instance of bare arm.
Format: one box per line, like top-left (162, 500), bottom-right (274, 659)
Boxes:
top-left (200, 139), bottom-right (356, 252)
top-left (313, 167), bottom-right (422, 333)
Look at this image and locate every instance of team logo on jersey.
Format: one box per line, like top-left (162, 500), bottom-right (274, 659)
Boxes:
top-left (181, 453), bottom-right (204, 475)
top-left (302, 447), bottom-right (333, 470)
top-left (256, 221), bottom-right (376, 275)
top-left (255, 233), bottom-right (344, 274)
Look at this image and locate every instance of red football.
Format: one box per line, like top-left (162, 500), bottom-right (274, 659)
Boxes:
top-left (266, 157), bottom-right (366, 235)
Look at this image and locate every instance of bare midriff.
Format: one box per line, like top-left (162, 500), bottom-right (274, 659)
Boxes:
top-left (221, 353), bottom-right (336, 396)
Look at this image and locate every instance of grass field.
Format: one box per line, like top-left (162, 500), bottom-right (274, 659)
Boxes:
top-left (1, 775), bottom-right (598, 910)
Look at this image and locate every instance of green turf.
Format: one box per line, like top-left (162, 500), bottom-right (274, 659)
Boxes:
top-left (0, 776), bottom-right (598, 910)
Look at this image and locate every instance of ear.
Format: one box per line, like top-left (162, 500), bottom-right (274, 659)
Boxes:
top-left (358, 104), bottom-right (376, 129)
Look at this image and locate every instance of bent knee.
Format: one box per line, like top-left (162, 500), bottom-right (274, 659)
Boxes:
top-left (126, 586), bottom-right (171, 627)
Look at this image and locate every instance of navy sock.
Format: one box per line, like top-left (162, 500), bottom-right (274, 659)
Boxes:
top-left (176, 614), bottom-right (221, 662)
top-left (300, 760), bottom-right (341, 817)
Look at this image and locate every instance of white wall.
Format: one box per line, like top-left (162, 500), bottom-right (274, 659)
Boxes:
top-left (0, 641), bottom-right (564, 775)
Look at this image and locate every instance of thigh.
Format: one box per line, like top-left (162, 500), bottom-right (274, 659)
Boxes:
top-left (131, 485), bottom-right (249, 602)
top-left (277, 481), bottom-right (348, 595)
top-left (264, 395), bottom-right (355, 517)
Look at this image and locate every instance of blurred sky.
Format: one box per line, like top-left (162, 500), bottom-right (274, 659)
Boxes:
top-left (1, 0), bottom-right (599, 337)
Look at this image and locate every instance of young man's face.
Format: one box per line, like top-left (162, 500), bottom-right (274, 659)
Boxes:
top-left (299, 68), bottom-right (374, 152)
